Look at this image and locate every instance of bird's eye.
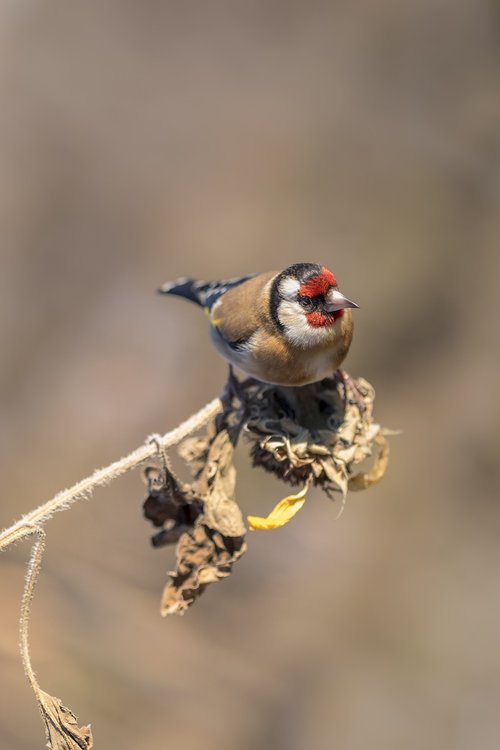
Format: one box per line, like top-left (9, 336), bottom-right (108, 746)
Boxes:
top-left (300, 295), bottom-right (313, 310)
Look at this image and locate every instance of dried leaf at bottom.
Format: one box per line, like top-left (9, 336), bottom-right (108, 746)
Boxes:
top-left (37, 690), bottom-right (92, 750)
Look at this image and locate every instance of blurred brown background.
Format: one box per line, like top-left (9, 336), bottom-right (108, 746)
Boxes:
top-left (1, 1), bottom-right (499, 748)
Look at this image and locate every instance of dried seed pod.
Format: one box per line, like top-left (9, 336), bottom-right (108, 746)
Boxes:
top-left (241, 375), bottom-right (388, 498)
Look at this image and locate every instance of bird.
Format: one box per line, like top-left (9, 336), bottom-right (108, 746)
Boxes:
top-left (159, 262), bottom-right (358, 387)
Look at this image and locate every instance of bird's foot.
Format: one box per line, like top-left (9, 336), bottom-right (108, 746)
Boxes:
top-left (217, 366), bottom-right (245, 432)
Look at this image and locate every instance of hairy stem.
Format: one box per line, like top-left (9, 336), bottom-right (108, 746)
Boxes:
top-left (0, 396), bottom-right (222, 553)
top-left (19, 527), bottom-right (46, 697)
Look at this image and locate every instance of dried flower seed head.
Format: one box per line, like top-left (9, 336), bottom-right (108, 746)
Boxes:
top-left (241, 374), bottom-right (388, 498)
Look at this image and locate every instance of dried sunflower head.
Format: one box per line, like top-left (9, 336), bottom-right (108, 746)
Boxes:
top-left (240, 374), bottom-right (389, 500)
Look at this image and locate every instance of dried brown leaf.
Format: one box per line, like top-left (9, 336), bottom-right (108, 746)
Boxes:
top-left (37, 690), bottom-right (92, 750)
top-left (348, 434), bottom-right (390, 491)
top-left (200, 431), bottom-right (246, 537)
top-left (177, 435), bottom-right (211, 478)
top-left (142, 466), bottom-right (202, 547)
top-left (160, 520), bottom-right (246, 615)
top-left (158, 428), bottom-right (247, 615)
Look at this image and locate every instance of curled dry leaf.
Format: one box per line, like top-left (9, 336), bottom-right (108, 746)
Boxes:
top-left (144, 428), bottom-right (247, 615)
top-left (143, 465), bottom-right (202, 547)
top-left (348, 433), bottom-right (390, 491)
top-left (38, 690), bottom-right (92, 750)
top-left (160, 521), bottom-right (246, 615)
top-left (195, 430), bottom-right (246, 538)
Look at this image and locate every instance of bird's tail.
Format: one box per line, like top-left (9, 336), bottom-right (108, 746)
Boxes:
top-left (158, 277), bottom-right (204, 306)
top-left (158, 274), bottom-right (255, 310)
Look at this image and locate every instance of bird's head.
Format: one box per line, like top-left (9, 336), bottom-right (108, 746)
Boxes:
top-left (270, 262), bottom-right (359, 347)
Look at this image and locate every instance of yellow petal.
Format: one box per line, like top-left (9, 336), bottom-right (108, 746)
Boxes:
top-left (247, 485), bottom-right (308, 530)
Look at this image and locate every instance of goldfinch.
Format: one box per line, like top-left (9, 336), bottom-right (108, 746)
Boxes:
top-left (159, 262), bottom-right (358, 386)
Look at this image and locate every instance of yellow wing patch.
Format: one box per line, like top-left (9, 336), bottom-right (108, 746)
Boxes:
top-left (204, 306), bottom-right (223, 327)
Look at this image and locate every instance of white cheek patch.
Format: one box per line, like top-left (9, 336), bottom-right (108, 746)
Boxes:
top-left (278, 301), bottom-right (336, 348)
top-left (279, 277), bottom-right (301, 301)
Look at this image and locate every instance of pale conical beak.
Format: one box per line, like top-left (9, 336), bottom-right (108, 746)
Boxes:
top-left (325, 289), bottom-right (359, 313)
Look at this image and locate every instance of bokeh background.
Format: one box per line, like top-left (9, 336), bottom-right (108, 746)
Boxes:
top-left (1, 2), bottom-right (499, 748)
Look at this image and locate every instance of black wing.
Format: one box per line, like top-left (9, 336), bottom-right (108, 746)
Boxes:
top-left (158, 274), bottom-right (256, 311)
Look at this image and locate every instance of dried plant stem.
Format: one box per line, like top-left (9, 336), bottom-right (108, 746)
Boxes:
top-left (17, 525), bottom-right (95, 749)
top-left (19, 526), bottom-right (46, 697)
top-left (0, 396), bottom-right (222, 554)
